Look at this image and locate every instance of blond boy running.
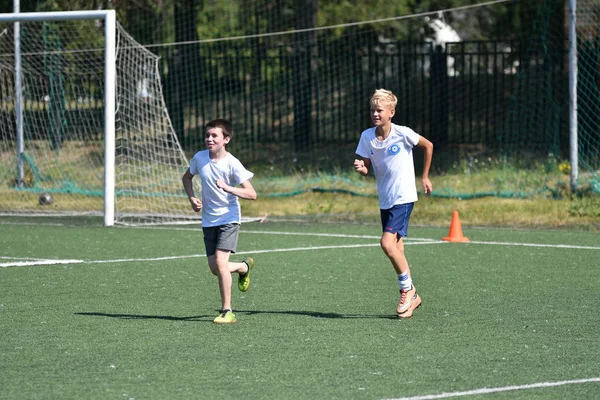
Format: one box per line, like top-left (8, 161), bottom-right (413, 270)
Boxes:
top-left (182, 119), bottom-right (257, 324)
top-left (353, 89), bottom-right (433, 318)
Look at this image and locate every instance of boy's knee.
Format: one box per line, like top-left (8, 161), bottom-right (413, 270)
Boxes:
top-left (207, 263), bottom-right (218, 275)
top-left (380, 240), bottom-right (396, 256)
top-left (207, 258), bottom-right (218, 275)
top-left (215, 260), bottom-right (231, 274)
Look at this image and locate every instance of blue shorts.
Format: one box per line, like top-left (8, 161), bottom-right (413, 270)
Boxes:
top-left (380, 203), bottom-right (414, 238)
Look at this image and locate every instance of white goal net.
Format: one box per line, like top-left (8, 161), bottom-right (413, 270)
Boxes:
top-left (0, 12), bottom-right (199, 225)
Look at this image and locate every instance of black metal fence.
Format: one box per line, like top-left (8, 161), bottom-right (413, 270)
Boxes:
top-left (1, 38), bottom-right (569, 167)
top-left (162, 38), bottom-right (568, 166)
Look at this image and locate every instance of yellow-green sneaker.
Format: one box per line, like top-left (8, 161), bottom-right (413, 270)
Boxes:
top-left (238, 257), bottom-right (254, 292)
top-left (213, 309), bottom-right (236, 324)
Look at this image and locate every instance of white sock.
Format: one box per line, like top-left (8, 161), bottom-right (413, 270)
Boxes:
top-left (398, 272), bottom-right (412, 291)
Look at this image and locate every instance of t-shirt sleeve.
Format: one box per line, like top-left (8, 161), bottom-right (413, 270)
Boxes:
top-left (189, 152), bottom-right (200, 175)
top-left (355, 131), bottom-right (370, 159)
top-left (403, 127), bottom-right (421, 147)
top-left (230, 157), bottom-right (254, 186)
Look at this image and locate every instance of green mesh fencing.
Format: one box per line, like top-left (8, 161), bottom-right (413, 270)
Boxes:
top-left (0, 18), bottom-right (196, 224)
top-left (130, 0), bottom-right (593, 200)
top-left (576, 0), bottom-right (600, 192)
top-left (121, 0), bottom-right (596, 200)
top-left (1, 0), bottom-right (598, 224)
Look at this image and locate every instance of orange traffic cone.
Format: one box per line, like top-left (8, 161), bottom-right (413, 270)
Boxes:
top-left (442, 211), bottom-right (470, 242)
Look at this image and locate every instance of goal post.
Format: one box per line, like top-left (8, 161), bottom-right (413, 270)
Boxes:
top-left (0, 10), bottom-right (198, 226)
top-left (568, 0), bottom-right (578, 192)
top-left (1, 10), bottom-right (116, 225)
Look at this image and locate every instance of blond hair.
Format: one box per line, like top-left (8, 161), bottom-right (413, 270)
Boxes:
top-left (370, 89), bottom-right (397, 110)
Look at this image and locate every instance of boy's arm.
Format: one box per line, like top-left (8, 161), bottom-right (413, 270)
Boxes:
top-left (215, 179), bottom-right (257, 200)
top-left (353, 157), bottom-right (371, 176)
top-left (182, 168), bottom-right (202, 212)
top-left (417, 136), bottom-right (433, 195)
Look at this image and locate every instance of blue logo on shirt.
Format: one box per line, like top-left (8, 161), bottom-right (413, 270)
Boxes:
top-left (388, 144), bottom-right (400, 155)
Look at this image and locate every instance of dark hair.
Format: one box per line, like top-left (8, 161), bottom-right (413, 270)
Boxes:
top-left (205, 119), bottom-right (233, 140)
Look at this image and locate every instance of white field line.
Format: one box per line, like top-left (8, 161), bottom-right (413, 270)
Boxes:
top-left (243, 230), bottom-right (413, 240)
top-left (0, 256), bottom-right (51, 260)
top-left (384, 377), bottom-right (600, 400)
top-left (0, 242), bottom-right (446, 268)
top-left (468, 240), bottom-right (600, 250)
top-left (152, 227), bottom-right (600, 250)
top-left (0, 259), bottom-right (84, 267)
top-left (2, 238), bottom-right (599, 268)
top-left (153, 227), bottom-right (600, 250)
top-left (148, 226), bottom-right (438, 241)
top-left (0, 220), bottom-right (67, 226)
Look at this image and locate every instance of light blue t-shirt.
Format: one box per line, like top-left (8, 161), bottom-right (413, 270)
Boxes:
top-left (189, 150), bottom-right (254, 227)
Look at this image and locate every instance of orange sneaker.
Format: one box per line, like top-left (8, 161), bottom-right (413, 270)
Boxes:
top-left (396, 285), bottom-right (416, 314)
top-left (398, 293), bottom-right (421, 318)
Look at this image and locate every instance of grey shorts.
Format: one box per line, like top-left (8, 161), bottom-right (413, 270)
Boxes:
top-left (202, 223), bottom-right (240, 257)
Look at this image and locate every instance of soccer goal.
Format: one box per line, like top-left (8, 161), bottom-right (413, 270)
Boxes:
top-left (0, 10), bottom-right (198, 226)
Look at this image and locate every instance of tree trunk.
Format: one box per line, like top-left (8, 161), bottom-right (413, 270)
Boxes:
top-left (166, 0), bottom-right (202, 147)
top-left (293, 0), bottom-right (317, 152)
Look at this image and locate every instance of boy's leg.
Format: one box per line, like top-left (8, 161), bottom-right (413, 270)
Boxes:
top-left (207, 253), bottom-right (246, 324)
top-left (379, 203), bottom-right (414, 277)
top-left (207, 257), bottom-right (248, 277)
top-left (212, 252), bottom-right (235, 324)
top-left (396, 236), bottom-right (411, 277)
top-left (380, 233), bottom-right (409, 275)
top-left (211, 250), bottom-right (248, 311)
top-left (381, 233), bottom-right (416, 313)
top-left (214, 250), bottom-right (233, 311)
top-left (204, 224), bottom-right (246, 322)
top-left (380, 203), bottom-right (418, 315)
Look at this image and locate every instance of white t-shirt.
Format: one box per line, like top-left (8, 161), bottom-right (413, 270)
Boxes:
top-left (189, 150), bottom-right (254, 227)
top-left (355, 123), bottom-right (421, 209)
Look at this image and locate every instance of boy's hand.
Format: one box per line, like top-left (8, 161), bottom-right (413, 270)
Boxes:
top-left (422, 177), bottom-right (432, 195)
top-left (215, 179), bottom-right (230, 192)
top-left (189, 196), bottom-right (202, 212)
top-left (353, 159), bottom-right (366, 175)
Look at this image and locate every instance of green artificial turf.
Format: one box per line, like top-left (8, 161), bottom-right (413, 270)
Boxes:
top-left (1, 219), bottom-right (599, 399)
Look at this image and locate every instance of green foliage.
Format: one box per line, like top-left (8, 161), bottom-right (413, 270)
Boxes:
top-left (245, 151), bottom-right (596, 203)
top-left (197, 1), bottom-right (244, 39)
top-left (569, 196), bottom-right (600, 217)
top-left (303, 194), bottom-right (336, 214)
top-left (318, 0), bottom-right (412, 38)
top-left (9, 0), bottom-right (537, 47)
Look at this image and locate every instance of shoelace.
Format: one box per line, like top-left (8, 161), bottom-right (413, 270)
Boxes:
top-left (399, 291), bottom-right (408, 304)
top-left (220, 309), bottom-right (231, 317)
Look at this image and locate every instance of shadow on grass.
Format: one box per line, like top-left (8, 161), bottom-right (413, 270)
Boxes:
top-left (75, 312), bottom-right (211, 321)
top-left (75, 310), bottom-right (398, 321)
top-left (238, 309), bottom-right (397, 320)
